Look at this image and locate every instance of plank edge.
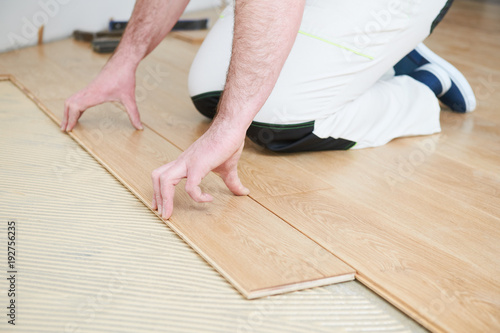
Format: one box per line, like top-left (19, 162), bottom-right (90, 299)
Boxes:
top-left (6, 75), bottom-right (356, 302)
top-left (355, 273), bottom-right (445, 333)
top-left (248, 273), bottom-right (355, 300)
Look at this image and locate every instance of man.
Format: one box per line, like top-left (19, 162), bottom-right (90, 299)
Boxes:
top-left (61, 0), bottom-right (475, 219)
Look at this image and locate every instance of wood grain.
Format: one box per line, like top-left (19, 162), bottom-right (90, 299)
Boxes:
top-left (0, 79), bottom-right (420, 333)
top-left (2, 76), bottom-right (355, 299)
top-left (255, 1), bottom-right (500, 330)
top-left (1, 37), bottom-right (334, 199)
top-left (259, 189), bottom-right (500, 332)
top-left (1, 0), bottom-right (499, 331)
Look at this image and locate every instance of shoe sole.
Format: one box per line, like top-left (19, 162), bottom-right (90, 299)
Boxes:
top-left (415, 44), bottom-right (476, 112)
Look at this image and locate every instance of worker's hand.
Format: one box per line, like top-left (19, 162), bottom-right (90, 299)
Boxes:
top-left (60, 63), bottom-right (142, 132)
top-left (151, 127), bottom-right (250, 219)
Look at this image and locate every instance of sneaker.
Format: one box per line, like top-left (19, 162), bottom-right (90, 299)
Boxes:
top-left (410, 63), bottom-right (452, 97)
top-left (394, 43), bottom-right (476, 112)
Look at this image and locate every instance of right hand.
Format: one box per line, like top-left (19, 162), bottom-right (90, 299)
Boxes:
top-left (60, 64), bottom-right (143, 132)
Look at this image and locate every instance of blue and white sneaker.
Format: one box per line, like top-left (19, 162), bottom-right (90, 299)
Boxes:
top-left (394, 43), bottom-right (476, 113)
top-left (410, 63), bottom-right (452, 97)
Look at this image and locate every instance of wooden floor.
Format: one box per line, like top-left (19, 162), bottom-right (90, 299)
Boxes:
top-left (0, 79), bottom-right (425, 333)
top-left (1, 0), bottom-right (499, 332)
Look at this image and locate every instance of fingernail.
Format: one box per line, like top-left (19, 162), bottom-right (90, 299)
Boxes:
top-left (158, 204), bottom-right (162, 214)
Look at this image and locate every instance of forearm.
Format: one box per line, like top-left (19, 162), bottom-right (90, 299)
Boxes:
top-left (212, 0), bottom-right (305, 136)
top-left (151, 1), bottom-right (307, 215)
top-left (107, 0), bottom-right (190, 71)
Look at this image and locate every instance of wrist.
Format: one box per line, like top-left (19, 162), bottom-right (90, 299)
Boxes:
top-left (105, 44), bottom-right (144, 74)
top-left (204, 119), bottom-right (247, 148)
top-left (214, 100), bottom-right (259, 135)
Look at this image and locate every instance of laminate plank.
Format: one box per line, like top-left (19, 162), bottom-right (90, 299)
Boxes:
top-left (438, 112), bottom-right (500, 175)
top-left (3, 77), bottom-right (355, 299)
top-left (258, 189), bottom-right (500, 332)
top-left (15, 37), bottom-right (334, 199)
top-left (1, 79), bottom-right (420, 333)
top-left (425, 0), bottom-right (500, 123)
top-left (136, 40), bottom-right (336, 198)
top-left (34, 29), bottom-right (499, 327)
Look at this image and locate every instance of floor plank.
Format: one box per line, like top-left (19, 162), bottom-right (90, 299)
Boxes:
top-left (0, 78), bottom-right (424, 333)
top-left (258, 189), bottom-right (500, 332)
top-left (0, 38), bottom-right (335, 200)
top-left (5, 77), bottom-right (356, 299)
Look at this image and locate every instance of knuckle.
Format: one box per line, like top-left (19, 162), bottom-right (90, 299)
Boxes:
top-left (151, 169), bottom-right (161, 180)
top-left (184, 184), bottom-right (194, 195)
top-left (66, 102), bottom-right (79, 112)
top-left (159, 173), bottom-right (170, 183)
top-left (185, 185), bottom-right (200, 200)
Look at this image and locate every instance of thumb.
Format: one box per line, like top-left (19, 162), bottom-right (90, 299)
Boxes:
top-left (122, 96), bottom-right (143, 130)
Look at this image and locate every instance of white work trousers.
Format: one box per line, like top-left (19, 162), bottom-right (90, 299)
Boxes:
top-left (188, 0), bottom-right (449, 150)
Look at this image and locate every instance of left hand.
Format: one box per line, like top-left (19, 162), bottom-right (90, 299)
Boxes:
top-left (151, 128), bottom-right (250, 219)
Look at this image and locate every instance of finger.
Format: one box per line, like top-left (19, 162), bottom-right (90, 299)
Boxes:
top-left (159, 167), bottom-right (184, 219)
top-left (151, 164), bottom-right (171, 213)
top-left (160, 180), bottom-right (177, 219)
top-left (61, 101), bottom-right (70, 131)
top-left (66, 107), bottom-right (83, 132)
top-left (122, 97), bottom-right (143, 130)
top-left (220, 167), bottom-right (250, 196)
top-left (185, 174), bottom-right (213, 203)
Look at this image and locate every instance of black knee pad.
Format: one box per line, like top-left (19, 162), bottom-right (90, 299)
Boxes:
top-left (190, 91), bottom-right (222, 119)
top-left (246, 121), bottom-right (356, 152)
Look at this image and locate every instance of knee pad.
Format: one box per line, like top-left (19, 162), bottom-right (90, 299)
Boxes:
top-left (190, 91), bottom-right (222, 119)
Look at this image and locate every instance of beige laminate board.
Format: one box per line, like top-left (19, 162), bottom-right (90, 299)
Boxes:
top-left (258, 144), bottom-right (500, 332)
top-left (261, 3), bottom-right (500, 331)
top-left (0, 37), bottom-right (334, 200)
top-left (154, 1), bottom-right (500, 331)
top-left (0, 77), bottom-right (425, 333)
top-left (261, 192), bottom-right (500, 332)
top-left (258, 2), bottom-right (500, 330)
top-left (0, 76), bottom-right (355, 299)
